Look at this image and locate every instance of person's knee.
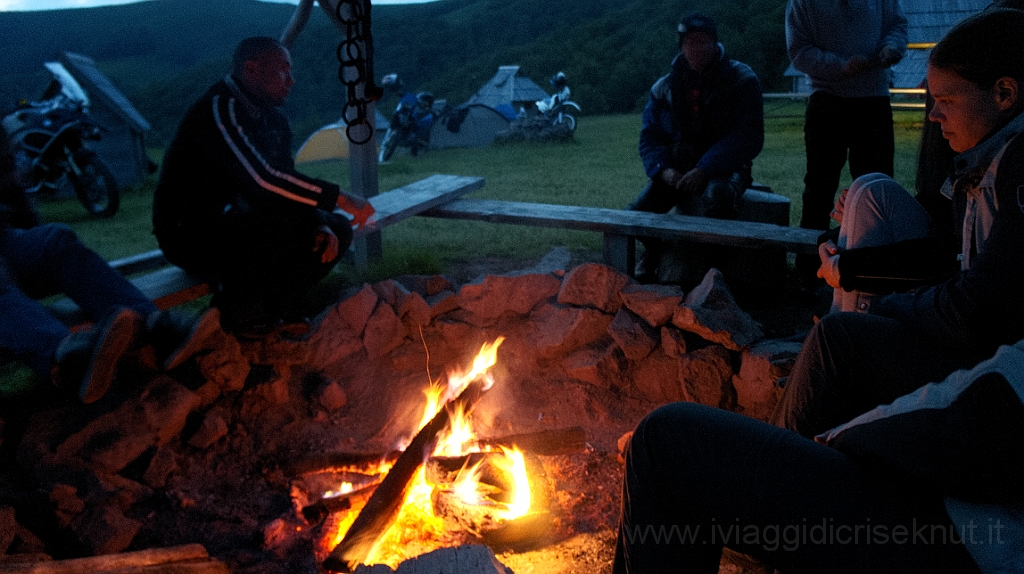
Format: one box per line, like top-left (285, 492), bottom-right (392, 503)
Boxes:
top-left (701, 179), bottom-right (740, 218)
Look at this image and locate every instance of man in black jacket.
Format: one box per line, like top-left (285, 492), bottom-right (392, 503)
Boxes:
top-left (154, 36), bottom-right (375, 338)
top-left (627, 13), bottom-right (764, 283)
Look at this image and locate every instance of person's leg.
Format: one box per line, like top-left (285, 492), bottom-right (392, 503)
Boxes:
top-left (614, 402), bottom-right (980, 574)
top-left (831, 174), bottom-right (932, 313)
top-left (0, 255), bottom-right (70, 378)
top-left (627, 179), bottom-right (679, 278)
top-left (798, 92), bottom-right (851, 283)
top-left (698, 172), bottom-right (748, 219)
top-left (848, 96), bottom-right (896, 180)
top-left (7, 224), bottom-right (157, 320)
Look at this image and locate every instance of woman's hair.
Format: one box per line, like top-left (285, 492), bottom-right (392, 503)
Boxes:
top-left (930, 8), bottom-right (1024, 93)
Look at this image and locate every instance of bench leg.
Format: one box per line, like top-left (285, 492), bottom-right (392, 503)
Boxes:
top-left (603, 233), bottom-right (634, 277)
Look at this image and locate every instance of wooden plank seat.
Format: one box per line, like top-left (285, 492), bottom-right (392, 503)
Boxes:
top-left (419, 197), bottom-right (820, 277)
top-left (45, 174), bottom-right (486, 325)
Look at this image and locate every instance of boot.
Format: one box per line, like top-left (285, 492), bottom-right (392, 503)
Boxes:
top-left (146, 307), bottom-right (222, 370)
top-left (52, 307), bottom-right (145, 404)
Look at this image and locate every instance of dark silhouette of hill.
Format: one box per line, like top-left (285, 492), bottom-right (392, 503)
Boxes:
top-left (0, 0), bottom-right (789, 146)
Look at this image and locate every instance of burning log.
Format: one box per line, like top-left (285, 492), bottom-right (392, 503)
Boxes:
top-left (475, 426), bottom-right (587, 456)
top-left (322, 378), bottom-right (490, 573)
top-left (300, 483), bottom-right (378, 526)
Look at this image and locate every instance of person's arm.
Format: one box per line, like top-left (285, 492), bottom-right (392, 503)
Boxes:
top-left (212, 93), bottom-right (340, 211)
top-left (637, 76), bottom-right (677, 180)
top-left (877, 0), bottom-right (908, 65)
top-left (874, 137), bottom-right (1024, 352)
top-left (836, 236), bottom-right (959, 293)
top-left (785, 0), bottom-right (847, 81)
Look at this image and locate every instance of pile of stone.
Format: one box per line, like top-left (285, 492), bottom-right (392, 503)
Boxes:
top-left (0, 257), bottom-right (801, 573)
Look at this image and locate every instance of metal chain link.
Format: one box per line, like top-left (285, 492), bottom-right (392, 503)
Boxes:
top-left (336, 0), bottom-right (382, 144)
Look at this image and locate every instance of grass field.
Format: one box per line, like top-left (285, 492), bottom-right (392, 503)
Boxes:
top-left (40, 100), bottom-right (927, 279)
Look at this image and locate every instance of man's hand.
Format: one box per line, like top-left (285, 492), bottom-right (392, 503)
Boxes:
top-left (336, 193), bottom-right (377, 231)
top-left (660, 167), bottom-right (682, 188)
top-left (843, 55), bottom-right (871, 76)
top-left (314, 225), bottom-right (340, 264)
top-left (878, 46), bottom-right (902, 67)
top-left (676, 167), bottom-right (708, 198)
top-left (816, 240), bottom-right (841, 288)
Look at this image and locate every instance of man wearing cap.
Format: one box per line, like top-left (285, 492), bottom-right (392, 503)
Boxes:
top-left (786, 0), bottom-right (907, 290)
top-left (627, 12), bottom-right (764, 284)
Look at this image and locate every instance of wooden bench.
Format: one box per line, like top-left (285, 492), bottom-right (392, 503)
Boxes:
top-left (46, 174), bottom-right (486, 324)
top-left (419, 197), bottom-right (820, 277)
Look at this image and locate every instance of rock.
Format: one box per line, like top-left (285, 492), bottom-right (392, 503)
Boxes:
top-left (335, 284), bottom-right (380, 335)
top-left (425, 290), bottom-right (460, 318)
top-left (0, 505), bottom-right (16, 554)
top-left (620, 283), bottom-right (684, 327)
top-left (55, 377), bottom-right (199, 474)
top-left (563, 342), bottom-right (625, 388)
top-left (607, 308), bottom-right (659, 361)
top-left (673, 268), bottom-right (763, 350)
top-left (678, 345), bottom-right (737, 410)
top-left (142, 445), bottom-right (178, 489)
top-left (456, 274), bottom-right (561, 323)
top-left (73, 500), bottom-right (141, 556)
top-left (628, 348), bottom-right (683, 403)
top-left (363, 302), bottom-right (409, 359)
top-left (528, 304), bottom-right (614, 359)
top-left (391, 544), bottom-right (513, 574)
top-left (188, 411), bottom-right (229, 449)
top-left (557, 263), bottom-right (629, 313)
top-left (393, 274), bottom-right (456, 298)
top-left (316, 380), bottom-right (348, 412)
top-left (49, 484), bottom-right (85, 528)
top-left (660, 326), bottom-right (689, 358)
top-left (732, 339), bottom-right (802, 421)
top-left (616, 431), bottom-right (633, 464)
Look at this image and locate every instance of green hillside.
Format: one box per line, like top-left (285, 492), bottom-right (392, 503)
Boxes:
top-left (0, 0), bottom-right (789, 146)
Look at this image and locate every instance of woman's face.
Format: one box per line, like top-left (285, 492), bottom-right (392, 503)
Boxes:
top-left (927, 64), bottom-right (1008, 153)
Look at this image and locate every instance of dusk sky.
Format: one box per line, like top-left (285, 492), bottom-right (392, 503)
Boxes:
top-left (1, 0), bottom-right (436, 11)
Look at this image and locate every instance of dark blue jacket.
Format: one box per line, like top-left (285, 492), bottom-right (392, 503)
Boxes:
top-left (638, 47), bottom-right (764, 181)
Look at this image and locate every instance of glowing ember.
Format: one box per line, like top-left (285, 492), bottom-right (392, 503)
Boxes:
top-left (318, 336), bottom-right (538, 568)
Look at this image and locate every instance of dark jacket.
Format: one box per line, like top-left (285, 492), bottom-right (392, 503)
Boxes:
top-left (153, 75), bottom-right (340, 246)
top-left (638, 47), bottom-right (764, 181)
top-left (865, 112), bottom-right (1024, 358)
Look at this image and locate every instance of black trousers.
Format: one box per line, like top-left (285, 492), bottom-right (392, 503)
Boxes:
top-left (159, 206), bottom-right (352, 320)
top-left (797, 92), bottom-right (895, 278)
top-left (613, 402), bottom-right (980, 574)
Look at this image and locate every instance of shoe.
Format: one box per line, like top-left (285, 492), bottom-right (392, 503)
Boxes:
top-left (147, 307), bottom-right (222, 370)
top-left (53, 307), bottom-right (145, 404)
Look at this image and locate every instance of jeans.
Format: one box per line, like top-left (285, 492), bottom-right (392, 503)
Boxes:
top-left (831, 174), bottom-right (933, 313)
top-left (613, 402), bottom-right (980, 574)
top-left (0, 224), bottom-right (156, 378)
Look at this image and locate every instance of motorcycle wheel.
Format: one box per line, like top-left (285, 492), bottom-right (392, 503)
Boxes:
top-left (69, 150), bottom-right (119, 217)
top-left (379, 129), bottom-right (398, 163)
top-left (560, 114), bottom-right (577, 133)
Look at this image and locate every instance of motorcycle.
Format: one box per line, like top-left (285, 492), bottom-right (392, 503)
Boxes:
top-left (3, 93), bottom-right (120, 217)
top-left (535, 97), bottom-right (582, 133)
top-left (378, 91), bottom-right (437, 163)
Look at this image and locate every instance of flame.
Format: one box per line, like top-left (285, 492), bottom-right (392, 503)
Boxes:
top-left (321, 337), bottom-right (532, 568)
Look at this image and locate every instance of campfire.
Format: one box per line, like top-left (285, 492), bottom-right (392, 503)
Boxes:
top-left (287, 337), bottom-right (552, 571)
top-left (1, 260), bottom-right (795, 574)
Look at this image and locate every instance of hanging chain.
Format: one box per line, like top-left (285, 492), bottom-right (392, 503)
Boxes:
top-left (336, 0), bottom-right (383, 144)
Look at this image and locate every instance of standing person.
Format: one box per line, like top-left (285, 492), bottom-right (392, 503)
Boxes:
top-left (627, 12), bottom-right (764, 283)
top-left (1, 127), bottom-right (216, 404)
top-left (775, 8), bottom-right (1024, 437)
top-left (786, 0), bottom-right (908, 289)
top-left (153, 36), bottom-right (375, 338)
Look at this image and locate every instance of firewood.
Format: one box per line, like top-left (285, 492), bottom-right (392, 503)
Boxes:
top-left (475, 426), bottom-right (587, 456)
top-left (282, 451), bottom-right (399, 477)
top-left (0, 544), bottom-right (222, 574)
top-left (300, 483), bottom-right (378, 526)
top-left (322, 379), bottom-right (489, 573)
